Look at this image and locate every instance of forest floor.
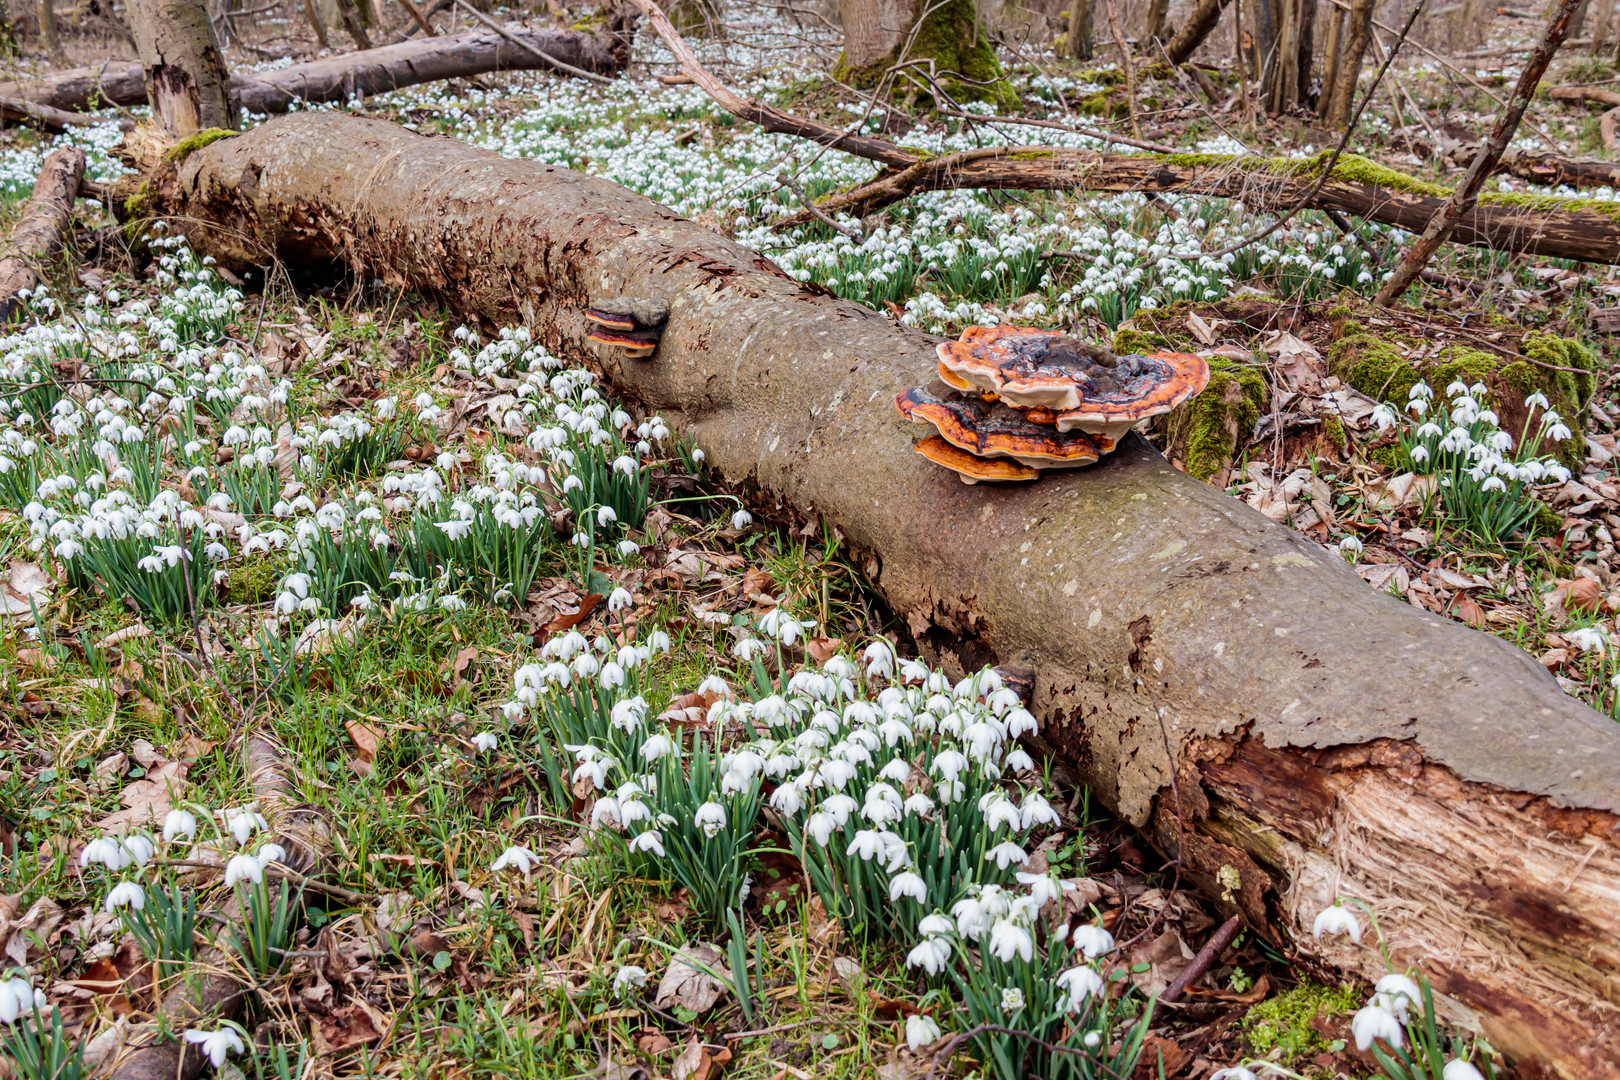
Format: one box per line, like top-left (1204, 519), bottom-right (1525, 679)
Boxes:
top-left (0, 4), bottom-right (1615, 1080)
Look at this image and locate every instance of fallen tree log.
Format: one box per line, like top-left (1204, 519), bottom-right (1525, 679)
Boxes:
top-left (121, 113), bottom-right (1620, 1078)
top-left (0, 93), bottom-right (134, 133)
top-left (1498, 147), bottom-right (1620, 188)
top-left (0, 20), bottom-right (636, 114)
top-left (0, 147), bottom-right (85, 322)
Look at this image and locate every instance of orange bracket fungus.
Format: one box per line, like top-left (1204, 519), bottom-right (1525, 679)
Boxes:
top-left (906, 325), bottom-right (1210, 480)
top-left (586, 297), bottom-right (670, 358)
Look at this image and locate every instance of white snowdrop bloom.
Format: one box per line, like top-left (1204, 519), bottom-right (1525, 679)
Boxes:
top-left (733, 636), bottom-right (766, 661)
top-left (628, 830), bottom-right (666, 858)
top-left (122, 835), bottom-right (155, 865)
top-left (472, 732), bottom-right (498, 753)
top-left (613, 965), bottom-right (647, 996)
top-left (255, 843), bottom-right (286, 869)
top-left (987, 919), bottom-right (1034, 963)
top-left (1056, 965), bottom-right (1105, 1011)
top-left (1568, 626), bottom-right (1607, 654)
top-left (79, 837), bottom-right (131, 871)
top-left (731, 509), bottom-right (753, 529)
top-left (888, 871), bottom-right (928, 903)
top-left (1442, 1062), bottom-right (1486, 1080)
top-left (0, 976), bottom-right (45, 1023)
top-left (1020, 792), bottom-right (1059, 829)
top-left (640, 732), bottom-right (674, 762)
top-left (224, 854), bottom-right (264, 888)
top-left (905, 1013), bottom-right (941, 1051)
top-left (1352, 1004), bottom-right (1404, 1051)
top-left (163, 809), bottom-right (198, 843)
top-left (693, 800), bottom-right (728, 838)
top-left (184, 1025), bottom-right (245, 1068)
top-left (1209, 1070), bottom-right (1258, 1080)
top-left (805, 811), bottom-right (838, 847)
top-left (769, 780), bottom-right (806, 816)
top-left (1374, 973), bottom-right (1423, 1014)
top-left (906, 933), bottom-right (952, 975)
top-left (617, 538), bottom-right (641, 557)
top-left (863, 640), bottom-right (895, 678)
top-left (984, 841), bottom-right (1029, 870)
top-left (1070, 923), bottom-right (1116, 960)
top-left (981, 795), bottom-right (1021, 832)
top-left (903, 792), bottom-right (934, 817)
top-left (606, 587), bottom-right (634, 613)
top-left (1014, 871), bottom-right (1068, 909)
top-left (1312, 903), bottom-right (1361, 944)
top-left (105, 881), bottom-right (146, 912)
top-left (492, 845), bottom-right (539, 875)
top-left (573, 653), bottom-right (600, 678)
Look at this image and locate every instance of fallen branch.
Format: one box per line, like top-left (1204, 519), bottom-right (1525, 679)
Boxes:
top-left (777, 170), bottom-right (862, 239)
top-left (121, 112), bottom-right (1620, 1079)
top-left (0, 93), bottom-right (133, 132)
top-left (0, 21), bottom-right (637, 114)
top-left (450, 0), bottom-right (616, 86)
top-left (1496, 147), bottom-right (1620, 188)
top-left (0, 148), bottom-right (86, 322)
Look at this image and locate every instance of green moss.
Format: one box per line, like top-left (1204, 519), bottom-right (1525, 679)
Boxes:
top-left (165, 127), bottom-right (235, 163)
top-left (1534, 502), bottom-right (1564, 538)
top-left (223, 556), bottom-right (281, 606)
top-left (1242, 981), bottom-right (1361, 1064)
top-left (1370, 444), bottom-right (1402, 471)
top-left (1170, 358), bottom-right (1266, 481)
top-left (833, 0), bottom-right (1017, 111)
top-left (1113, 327), bottom-right (1168, 355)
top-left (1320, 412), bottom-right (1347, 452)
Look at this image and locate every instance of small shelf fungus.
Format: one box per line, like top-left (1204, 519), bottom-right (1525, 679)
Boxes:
top-left (905, 325), bottom-right (1210, 482)
top-left (586, 297), bottom-right (670, 359)
top-left (911, 434), bottom-right (1038, 484)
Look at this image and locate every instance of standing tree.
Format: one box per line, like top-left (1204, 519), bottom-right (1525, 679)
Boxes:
top-left (1320, 0), bottom-right (1372, 127)
top-left (1064, 0), bottom-right (1094, 59)
top-left (126, 0), bottom-right (233, 135)
top-left (834, 0), bottom-right (1017, 109)
top-left (35, 0), bottom-right (67, 64)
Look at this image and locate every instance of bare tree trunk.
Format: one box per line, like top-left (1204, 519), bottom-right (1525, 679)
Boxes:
top-left (834, 0), bottom-right (1013, 107)
top-left (126, 0), bottom-right (234, 135)
top-left (114, 111), bottom-right (1620, 1080)
top-left (1141, 0), bottom-right (1170, 44)
top-left (1252, 0), bottom-right (1278, 100)
top-left (35, 0), bottom-right (67, 64)
top-left (302, 0), bottom-right (329, 47)
top-left (1317, 2), bottom-right (1344, 121)
top-left (333, 0), bottom-right (373, 47)
top-left (1293, 0), bottom-right (1314, 106)
top-left (1375, 0), bottom-right (1584, 303)
top-left (1321, 0), bottom-right (1371, 127)
top-left (1066, 0), bottom-right (1093, 58)
top-left (1164, 0), bottom-right (1230, 63)
top-left (1594, 0), bottom-right (1613, 52)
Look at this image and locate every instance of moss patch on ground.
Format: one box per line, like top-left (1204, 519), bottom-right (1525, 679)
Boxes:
top-left (1165, 357), bottom-right (1266, 481)
top-left (1241, 981), bottom-right (1361, 1064)
top-left (1328, 321), bottom-right (1599, 466)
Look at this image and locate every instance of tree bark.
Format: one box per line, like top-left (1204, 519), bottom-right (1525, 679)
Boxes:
top-left (1374, 0), bottom-right (1583, 305)
top-left (1164, 0), bottom-right (1230, 63)
top-left (1496, 146), bottom-right (1620, 187)
top-left (0, 146), bottom-right (83, 321)
top-left (302, 0), bottom-right (329, 48)
top-left (833, 0), bottom-right (1011, 107)
top-left (1316, 2), bottom-right (1344, 120)
top-left (1321, 0), bottom-right (1370, 127)
top-left (1065, 0), bottom-right (1093, 60)
top-left (125, 0), bottom-right (234, 135)
top-left (34, 0), bottom-right (66, 65)
top-left (119, 111), bottom-right (1620, 1079)
top-left (1141, 0), bottom-right (1170, 45)
top-left (1595, 0), bottom-right (1613, 52)
top-left (333, 0), bottom-right (373, 48)
top-left (0, 21), bottom-right (636, 113)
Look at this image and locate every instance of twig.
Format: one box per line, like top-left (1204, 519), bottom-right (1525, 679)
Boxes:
top-left (935, 107), bottom-right (1177, 152)
top-left (1374, 0), bottom-right (1583, 305)
top-left (155, 857), bottom-right (367, 904)
top-left (776, 171), bottom-right (862, 239)
top-left (1160, 914), bottom-right (1243, 1003)
top-left (452, 2), bottom-right (615, 85)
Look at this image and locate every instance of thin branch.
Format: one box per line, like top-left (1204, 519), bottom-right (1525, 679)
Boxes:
top-left (452, 2), bottom-right (615, 85)
top-left (776, 171), bottom-right (862, 239)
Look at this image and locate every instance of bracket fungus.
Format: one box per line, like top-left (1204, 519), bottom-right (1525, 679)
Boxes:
top-left (905, 326), bottom-right (1211, 481)
top-left (586, 297), bottom-right (670, 359)
top-left (895, 382), bottom-right (1108, 468)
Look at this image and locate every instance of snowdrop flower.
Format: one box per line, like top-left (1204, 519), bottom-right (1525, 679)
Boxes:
top-left (987, 919), bottom-right (1034, 963)
top-left (1443, 1061), bottom-right (1486, 1080)
top-left (1568, 626), bottom-right (1608, 655)
top-left (905, 1013), bottom-right (941, 1050)
top-left (118, 834), bottom-right (155, 865)
top-left (1019, 792), bottom-right (1058, 829)
top-left (693, 800), bottom-right (728, 838)
top-left (613, 965), bottom-right (647, 996)
top-left (472, 732), bottom-right (498, 753)
top-left (906, 934), bottom-right (952, 975)
top-left (255, 843), bottom-right (286, 868)
top-left (733, 636), bottom-right (766, 661)
top-left (0, 977), bottom-right (45, 1023)
top-left (730, 509), bottom-right (753, 529)
top-left (1312, 903), bottom-right (1361, 944)
top-left (184, 1025), bottom-right (245, 1068)
top-left (1014, 871), bottom-right (1068, 909)
top-left (1000, 986), bottom-right (1026, 1012)
top-left (491, 845), bottom-right (539, 875)
top-left (1374, 973), bottom-right (1423, 1019)
top-left (224, 854), bottom-right (264, 888)
top-left (105, 881), bottom-right (146, 912)
top-left (805, 812), bottom-right (838, 847)
top-left (984, 841), bottom-right (1029, 870)
top-left (1210, 1069), bottom-right (1258, 1080)
top-left (628, 830), bottom-right (666, 857)
top-left (1070, 923), bottom-right (1115, 960)
top-left (1351, 1003), bottom-right (1404, 1051)
top-left (163, 809), bottom-right (198, 843)
top-left (889, 871), bottom-right (928, 903)
top-left (1524, 391), bottom-right (1550, 410)
top-left (640, 732), bottom-right (674, 761)
top-left (863, 640), bottom-right (895, 679)
top-left (1370, 403), bottom-right (1398, 431)
top-left (80, 837), bottom-right (131, 871)
top-left (617, 539), bottom-right (640, 557)
top-left (1338, 536), bottom-right (1363, 559)
top-left (1056, 964), bottom-right (1105, 1010)
top-left (607, 586), bottom-right (634, 612)
top-left (226, 808), bottom-right (267, 846)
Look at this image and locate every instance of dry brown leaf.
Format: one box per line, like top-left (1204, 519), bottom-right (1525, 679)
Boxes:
top-left (314, 1003), bottom-right (383, 1055)
top-left (636, 1030), bottom-right (673, 1055)
top-left (95, 761), bottom-right (188, 832)
top-left (742, 568), bottom-right (778, 605)
top-left (1450, 594), bottom-right (1488, 630)
top-left (450, 645), bottom-right (479, 685)
top-left (3, 896), bottom-right (63, 966)
top-left (653, 943), bottom-right (729, 1012)
top-left (671, 1041), bottom-right (731, 1080)
top-left (806, 636), bottom-right (843, 664)
top-left (347, 719), bottom-right (383, 763)
top-left (1127, 930), bottom-right (1195, 997)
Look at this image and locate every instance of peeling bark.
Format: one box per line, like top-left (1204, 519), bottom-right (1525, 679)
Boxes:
top-left (123, 113), bottom-right (1620, 1077)
top-left (0, 146), bottom-right (84, 322)
top-left (126, 0), bottom-right (235, 136)
top-left (0, 21), bottom-right (636, 114)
